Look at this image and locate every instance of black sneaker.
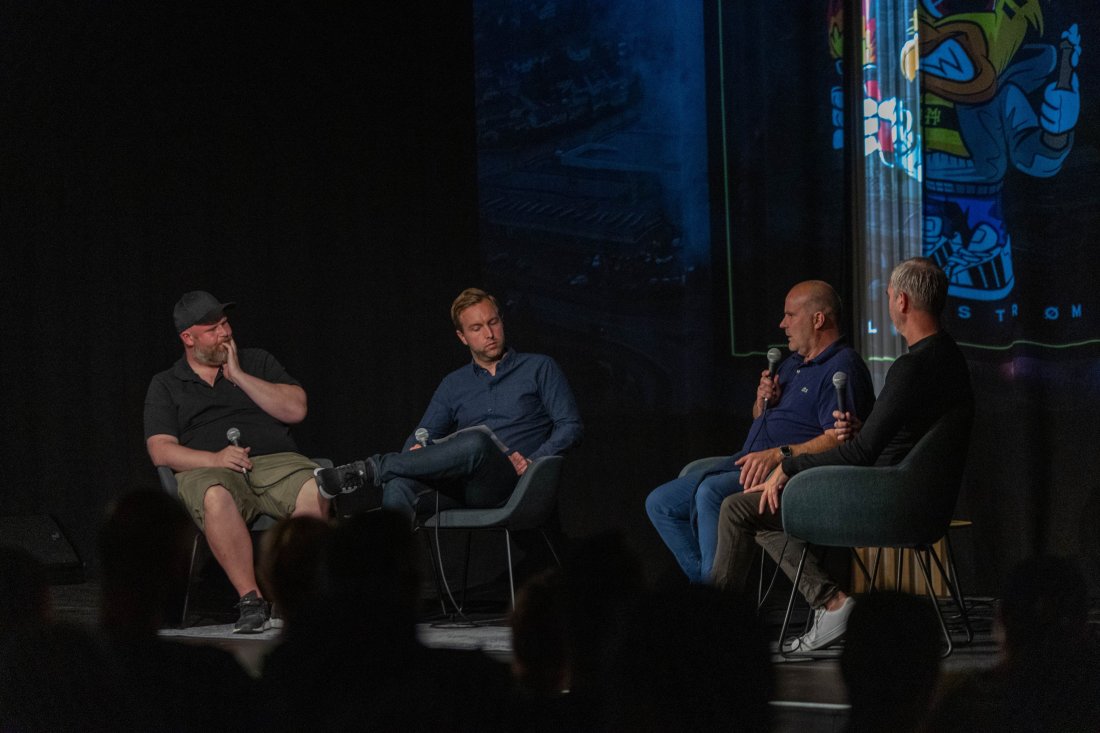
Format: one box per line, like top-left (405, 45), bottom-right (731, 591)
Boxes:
top-left (314, 460), bottom-right (374, 500)
top-left (234, 590), bottom-right (269, 634)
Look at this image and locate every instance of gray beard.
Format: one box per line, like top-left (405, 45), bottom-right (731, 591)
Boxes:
top-left (194, 344), bottom-right (228, 367)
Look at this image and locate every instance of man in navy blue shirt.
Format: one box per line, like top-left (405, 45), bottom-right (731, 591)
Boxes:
top-left (315, 288), bottom-right (583, 518)
top-left (714, 258), bottom-right (972, 652)
top-left (645, 281), bottom-right (874, 583)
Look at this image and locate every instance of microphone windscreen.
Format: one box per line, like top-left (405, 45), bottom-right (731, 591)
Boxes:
top-left (766, 348), bottom-right (782, 377)
top-left (832, 372), bottom-right (848, 413)
top-left (414, 428), bottom-right (430, 446)
top-left (226, 427), bottom-right (241, 443)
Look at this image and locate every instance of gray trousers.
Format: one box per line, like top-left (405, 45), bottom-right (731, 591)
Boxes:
top-left (710, 490), bottom-right (838, 609)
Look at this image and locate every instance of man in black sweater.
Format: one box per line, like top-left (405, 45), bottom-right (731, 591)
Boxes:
top-left (712, 257), bottom-right (973, 651)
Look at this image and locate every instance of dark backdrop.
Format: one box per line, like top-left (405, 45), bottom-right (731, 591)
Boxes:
top-left (0, 2), bottom-right (751, 584)
top-left (0, 3), bottom-right (488, 570)
top-left (3, 3), bottom-right (1098, 599)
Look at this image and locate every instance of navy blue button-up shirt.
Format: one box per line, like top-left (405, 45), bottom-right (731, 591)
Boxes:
top-left (405, 349), bottom-right (583, 461)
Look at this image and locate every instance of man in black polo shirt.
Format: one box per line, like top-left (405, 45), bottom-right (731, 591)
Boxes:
top-left (144, 291), bottom-right (329, 632)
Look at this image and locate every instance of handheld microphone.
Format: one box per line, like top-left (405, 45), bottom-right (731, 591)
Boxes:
top-left (832, 371), bottom-right (848, 414)
top-left (763, 348), bottom-right (782, 410)
top-left (226, 427), bottom-right (249, 480)
top-left (766, 348), bottom-right (782, 378)
top-left (414, 428), bottom-right (430, 448)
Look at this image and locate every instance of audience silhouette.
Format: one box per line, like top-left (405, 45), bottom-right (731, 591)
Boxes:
top-left (1, 546), bottom-right (116, 732)
top-left (602, 584), bottom-right (773, 733)
top-left (508, 531), bottom-right (646, 731)
top-left (7, 491), bottom-right (1100, 733)
top-left (0, 544), bottom-right (51, 639)
top-left (0, 621), bottom-right (133, 732)
top-left (97, 489), bottom-right (255, 732)
top-left (258, 515), bottom-right (334, 630)
top-left (925, 555), bottom-right (1100, 732)
top-left (840, 592), bottom-right (941, 733)
top-left (258, 509), bottom-right (514, 732)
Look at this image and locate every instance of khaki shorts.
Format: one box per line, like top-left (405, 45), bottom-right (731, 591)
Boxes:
top-left (175, 452), bottom-right (319, 530)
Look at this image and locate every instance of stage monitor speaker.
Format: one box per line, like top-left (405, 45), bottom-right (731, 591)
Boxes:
top-left (0, 515), bottom-right (84, 584)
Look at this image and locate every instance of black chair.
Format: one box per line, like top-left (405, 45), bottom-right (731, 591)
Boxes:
top-left (157, 459), bottom-right (332, 627)
top-left (420, 455), bottom-right (564, 616)
top-left (778, 405), bottom-right (974, 657)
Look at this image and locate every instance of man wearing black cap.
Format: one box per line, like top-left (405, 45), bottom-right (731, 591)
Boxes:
top-left (143, 291), bottom-right (329, 632)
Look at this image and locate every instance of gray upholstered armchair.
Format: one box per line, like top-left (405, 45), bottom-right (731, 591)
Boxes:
top-left (421, 454), bottom-right (565, 614)
top-left (778, 404), bottom-right (974, 656)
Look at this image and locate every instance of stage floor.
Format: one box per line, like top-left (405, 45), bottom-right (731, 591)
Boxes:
top-left (50, 581), bottom-right (1003, 733)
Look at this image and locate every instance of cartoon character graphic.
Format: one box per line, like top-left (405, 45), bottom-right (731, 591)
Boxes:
top-left (918, 1), bottom-right (1080, 301)
top-left (828, 0), bottom-right (922, 182)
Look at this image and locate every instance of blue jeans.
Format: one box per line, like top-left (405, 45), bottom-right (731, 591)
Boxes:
top-left (374, 430), bottom-right (518, 520)
top-left (645, 455), bottom-right (745, 583)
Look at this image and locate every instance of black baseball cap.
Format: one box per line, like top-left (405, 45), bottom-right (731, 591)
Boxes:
top-left (173, 291), bottom-right (235, 333)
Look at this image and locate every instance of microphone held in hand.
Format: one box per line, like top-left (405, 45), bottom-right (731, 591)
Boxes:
top-left (226, 427), bottom-right (249, 480)
top-left (832, 371), bottom-right (848, 414)
top-left (766, 348), bottom-right (782, 378)
top-left (763, 348), bottom-right (782, 410)
top-left (414, 428), bottom-right (430, 448)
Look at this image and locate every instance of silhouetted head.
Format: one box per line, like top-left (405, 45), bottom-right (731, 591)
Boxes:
top-left (998, 555), bottom-right (1089, 659)
top-left (841, 592), bottom-right (942, 732)
top-left (259, 515), bottom-right (333, 628)
top-left (98, 490), bottom-right (193, 631)
top-left (0, 545), bottom-right (51, 636)
top-left (603, 586), bottom-right (772, 733)
top-left (321, 510), bottom-right (420, 623)
top-left (511, 567), bottom-right (571, 694)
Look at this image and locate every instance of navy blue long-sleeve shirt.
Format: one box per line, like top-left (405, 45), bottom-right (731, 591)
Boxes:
top-left (403, 348), bottom-right (583, 461)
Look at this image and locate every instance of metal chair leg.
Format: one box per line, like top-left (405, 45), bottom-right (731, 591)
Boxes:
top-left (943, 532), bottom-right (973, 642)
top-left (179, 533), bottom-right (200, 627)
top-left (851, 548), bottom-right (873, 586)
top-left (504, 529), bottom-right (516, 610)
top-left (540, 529), bottom-right (562, 569)
top-left (912, 548), bottom-right (953, 658)
top-left (757, 549), bottom-right (766, 608)
top-left (459, 532), bottom-right (474, 612)
top-left (778, 547), bottom-right (810, 657)
top-left (927, 542), bottom-right (973, 644)
top-left (419, 527), bottom-right (450, 616)
top-left (870, 547), bottom-right (883, 589)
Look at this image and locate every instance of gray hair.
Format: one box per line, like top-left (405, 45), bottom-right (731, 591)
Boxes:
top-left (890, 258), bottom-right (948, 316)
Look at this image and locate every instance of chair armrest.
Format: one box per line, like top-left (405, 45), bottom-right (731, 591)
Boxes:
top-left (678, 456), bottom-right (730, 478)
top-left (157, 466), bottom-right (179, 499)
top-left (781, 463), bottom-right (940, 548)
top-left (426, 455), bottom-right (564, 530)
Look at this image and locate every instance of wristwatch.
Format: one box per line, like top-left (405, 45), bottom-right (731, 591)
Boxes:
top-left (779, 445), bottom-right (793, 459)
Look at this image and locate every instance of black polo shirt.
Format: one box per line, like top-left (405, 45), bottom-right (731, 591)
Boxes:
top-left (143, 348), bottom-right (301, 456)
